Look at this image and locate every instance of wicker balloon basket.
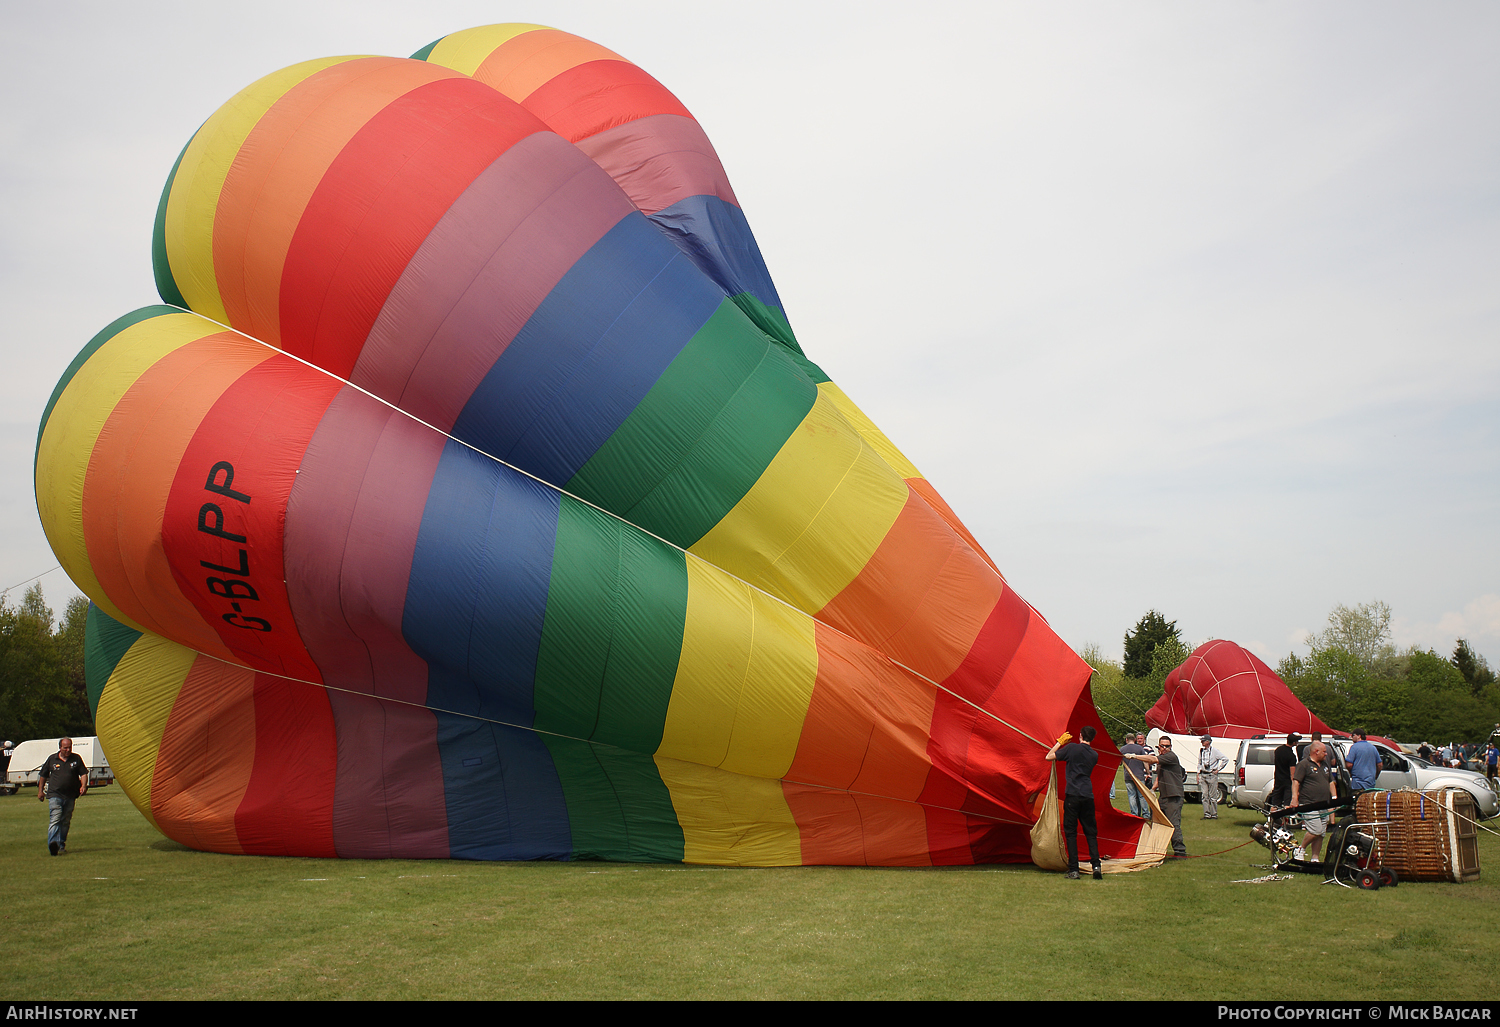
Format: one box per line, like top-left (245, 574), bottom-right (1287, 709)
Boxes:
top-left (1354, 789), bottom-right (1480, 883)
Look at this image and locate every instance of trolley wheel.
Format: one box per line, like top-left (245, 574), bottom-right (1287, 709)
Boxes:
top-left (1377, 868), bottom-right (1398, 888)
top-left (1357, 869), bottom-right (1381, 890)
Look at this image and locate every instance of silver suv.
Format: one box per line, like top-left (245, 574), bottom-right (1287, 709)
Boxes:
top-left (1229, 737), bottom-right (1353, 809)
top-left (1229, 736), bottom-right (1499, 818)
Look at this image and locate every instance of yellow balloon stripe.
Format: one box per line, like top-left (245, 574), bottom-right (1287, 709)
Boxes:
top-left (161, 56), bottom-right (361, 323)
top-left (690, 389), bottom-right (908, 613)
top-left (816, 381), bottom-right (922, 481)
top-left (661, 559), bottom-right (818, 778)
top-left (655, 755), bottom-right (803, 866)
top-left (94, 632), bottom-right (198, 830)
top-left (426, 24), bottom-right (553, 77)
top-left (35, 313), bottom-right (216, 632)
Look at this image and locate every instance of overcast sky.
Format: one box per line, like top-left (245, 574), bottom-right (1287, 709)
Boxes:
top-left (3, 0), bottom-right (1497, 668)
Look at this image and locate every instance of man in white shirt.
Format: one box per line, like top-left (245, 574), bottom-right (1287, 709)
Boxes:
top-left (1197, 734), bottom-right (1229, 820)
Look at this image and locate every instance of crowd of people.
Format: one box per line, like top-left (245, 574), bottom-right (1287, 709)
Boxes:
top-left (1416, 740), bottom-right (1499, 781)
top-left (1048, 723), bottom-right (1500, 873)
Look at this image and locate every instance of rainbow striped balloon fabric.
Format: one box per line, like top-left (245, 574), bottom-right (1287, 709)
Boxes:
top-left (35, 25), bottom-right (1147, 865)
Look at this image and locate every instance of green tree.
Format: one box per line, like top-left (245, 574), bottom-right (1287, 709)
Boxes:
top-left (1122, 610), bottom-right (1181, 679)
top-left (1407, 649), bottom-right (1494, 742)
top-left (1451, 638), bottom-right (1496, 697)
top-left (1083, 632), bottom-right (1193, 743)
top-left (19, 583), bottom-right (53, 631)
top-left (1308, 600), bottom-right (1397, 674)
top-left (56, 596), bottom-right (92, 731)
top-left (1280, 601), bottom-right (1500, 742)
top-left (1080, 644), bottom-right (1147, 742)
top-left (0, 586), bottom-right (93, 743)
top-left (1145, 635), bottom-right (1193, 688)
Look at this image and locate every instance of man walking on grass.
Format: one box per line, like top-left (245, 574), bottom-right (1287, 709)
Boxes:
top-left (38, 737), bottom-right (87, 856)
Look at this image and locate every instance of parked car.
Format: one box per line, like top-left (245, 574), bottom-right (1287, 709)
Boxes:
top-left (1228, 736), bottom-right (1353, 809)
top-left (1144, 729), bottom-right (1235, 805)
top-left (1326, 738), bottom-right (1418, 794)
top-left (1397, 751), bottom-right (1499, 818)
top-left (1228, 736), bottom-right (1498, 819)
top-left (2, 737), bottom-right (113, 795)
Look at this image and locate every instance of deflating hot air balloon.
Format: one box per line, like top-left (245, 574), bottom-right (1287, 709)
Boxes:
top-left (1148, 639), bottom-right (1333, 740)
top-left (36, 25), bottom-right (1167, 867)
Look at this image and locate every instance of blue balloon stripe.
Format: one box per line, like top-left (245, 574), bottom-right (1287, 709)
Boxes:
top-left (451, 212), bottom-right (724, 485)
top-left (648, 194), bottom-right (786, 324)
top-left (435, 712), bottom-right (573, 860)
top-left (404, 440), bottom-right (560, 725)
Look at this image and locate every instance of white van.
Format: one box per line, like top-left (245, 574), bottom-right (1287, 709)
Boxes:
top-left (2, 737), bottom-right (113, 795)
top-left (1145, 729), bottom-right (1235, 806)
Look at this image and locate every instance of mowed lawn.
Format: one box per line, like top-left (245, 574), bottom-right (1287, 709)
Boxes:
top-left (3, 774), bottom-right (1497, 1001)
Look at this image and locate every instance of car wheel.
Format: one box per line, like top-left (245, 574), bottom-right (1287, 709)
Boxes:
top-left (1218, 784), bottom-right (1229, 805)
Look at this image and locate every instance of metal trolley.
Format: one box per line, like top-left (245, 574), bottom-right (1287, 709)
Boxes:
top-left (1250, 798), bottom-right (1399, 890)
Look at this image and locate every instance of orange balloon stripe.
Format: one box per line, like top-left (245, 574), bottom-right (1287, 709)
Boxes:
top-left (472, 28), bottom-right (631, 103)
top-left (149, 654), bottom-right (258, 854)
top-left (789, 623), bottom-right (936, 797)
top-left (82, 334), bottom-right (274, 661)
top-left (211, 58), bottom-right (462, 345)
top-left (817, 485), bottom-right (1004, 686)
top-left (907, 477), bottom-right (999, 574)
top-left (783, 623), bottom-right (938, 864)
top-left (781, 785), bottom-right (934, 867)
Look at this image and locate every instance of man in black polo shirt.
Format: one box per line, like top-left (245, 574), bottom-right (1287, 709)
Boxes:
top-left (1045, 725), bottom-right (1103, 880)
top-left (38, 737), bottom-right (88, 856)
top-left (1267, 732), bottom-right (1300, 815)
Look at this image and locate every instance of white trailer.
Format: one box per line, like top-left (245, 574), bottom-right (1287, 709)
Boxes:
top-left (1145, 729), bottom-right (1234, 805)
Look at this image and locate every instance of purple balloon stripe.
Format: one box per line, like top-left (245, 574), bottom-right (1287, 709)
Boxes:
top-left (351, 131), bottom-right (635, 433)
top-left (574, 113), bottom-right (738, 215)
top-left (329, 689), bottom-right (450, 859)
top-left (285, 386), bottom-right (441, 705)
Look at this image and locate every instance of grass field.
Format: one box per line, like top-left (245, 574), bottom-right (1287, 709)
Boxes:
top-left (4, 773), bottom-right (1497, 1001)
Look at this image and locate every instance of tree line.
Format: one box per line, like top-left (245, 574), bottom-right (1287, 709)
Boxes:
top-left (0, 584), bottom-right (93, 744)
top-left (1084, 602), bottom-right (1500, 745)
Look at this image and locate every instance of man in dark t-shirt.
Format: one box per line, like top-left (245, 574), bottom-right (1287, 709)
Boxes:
top-left (1046, 725), bottom-right (1102, 879)
top-left (38, 737), bottom-right (88, 856)
top-left (1290, 742), bottom-right (1338, 861)
top-left (1267, 733), bottom-right (1300, 811)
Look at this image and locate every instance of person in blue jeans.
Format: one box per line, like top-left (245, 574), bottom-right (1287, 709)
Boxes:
top-left (38, 737), bottom-right (88, 855)
top-left (1120, 733), bottom-right (1150, 817)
